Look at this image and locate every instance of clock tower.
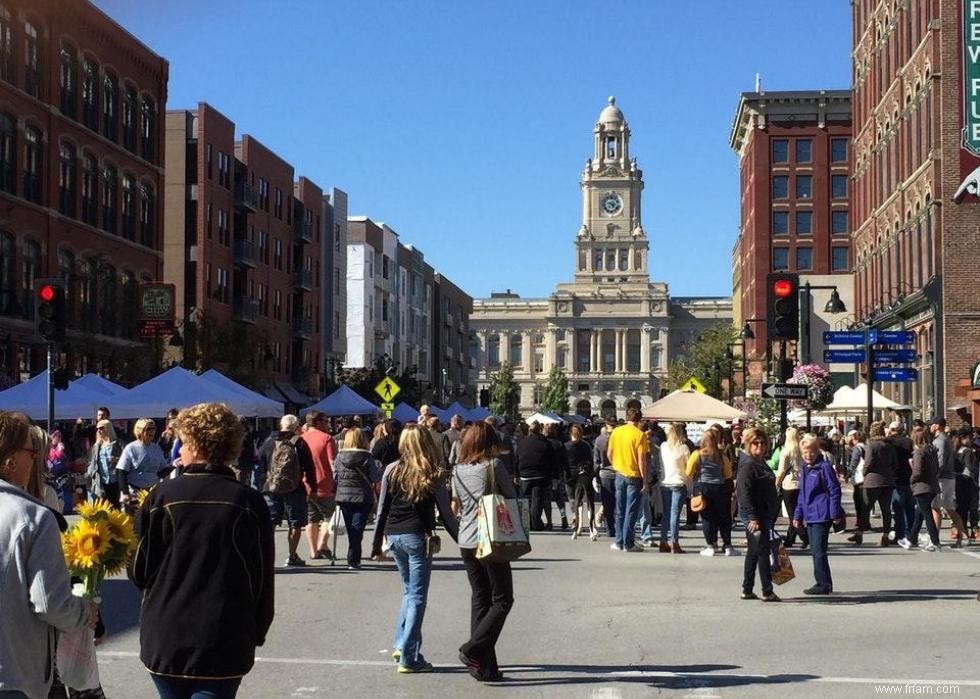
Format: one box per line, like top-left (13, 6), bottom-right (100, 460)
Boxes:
top-left (574, 97), bottom-right (648, 285)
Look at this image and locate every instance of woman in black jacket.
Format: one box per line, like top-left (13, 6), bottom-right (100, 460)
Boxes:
top-left (130, 403), bottom-right (274, 699)
top-left (908, 425), bottom-right (941, 550)
top-left (334, 428), bottom-right (382, 570)
top-left (564, 425), bottom-right (596, 539)
top-left (736, 427), bottom-right (780, 602)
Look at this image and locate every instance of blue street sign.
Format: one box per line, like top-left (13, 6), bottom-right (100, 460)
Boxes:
top-left (873, 349), bottom-right (918, 364)
top-left (872, 367), bottom-right (918, 382)
top-left (823, 331), bottom-right (866, 345)
top-left (869, 329), bottom-right (915, 345)
top-left (824, 349), bottom-right (866, 363)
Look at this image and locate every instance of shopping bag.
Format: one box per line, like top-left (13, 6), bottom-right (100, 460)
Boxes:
top-left (476, 493), bottom-right (532, 562)
top-left (56, 624), bottom-right (100, 691)
top-left (769, 534), bottom-right (795, 586)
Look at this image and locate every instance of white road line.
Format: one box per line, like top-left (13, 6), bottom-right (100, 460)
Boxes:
top-left (954, 548), bottom-right (980, 561)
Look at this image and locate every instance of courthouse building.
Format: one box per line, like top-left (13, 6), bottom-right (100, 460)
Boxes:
top-left (470, 98), bottom-right (731, 419)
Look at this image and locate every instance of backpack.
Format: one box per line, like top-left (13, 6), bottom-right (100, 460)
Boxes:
top-left (267, 438), bottom-right (300, 494)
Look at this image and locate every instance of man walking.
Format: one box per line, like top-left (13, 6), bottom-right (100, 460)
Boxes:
top-left (594, 421), bottom-right (616, 539)
top-left (261, 414), bottom-right (317, 566)
top-left (607, 408), bottom-right (650, 552)
top-left (302, 411), bottom-right (338, 560)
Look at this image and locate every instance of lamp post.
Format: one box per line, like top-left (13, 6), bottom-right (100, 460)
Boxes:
top-left (799, 283), bottom-right (847, 364)
top-left (738, 318), bottom-right (766, 395)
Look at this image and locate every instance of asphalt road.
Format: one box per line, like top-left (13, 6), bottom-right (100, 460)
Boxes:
top-left (95, 503), bottom-right (980, 699)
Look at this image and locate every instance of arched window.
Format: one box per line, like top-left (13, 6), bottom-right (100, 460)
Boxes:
top-left (78, 259), bottom-right (95, 331)
top-left (594, 250), bottom-right (603, 271)
top-left (60, 44), bottom-right (77, 118)
top-left (102, 72), bottom-right (118, 141)
top-left (23, 126), bottom-right (42, 204)
top-left (509, 333), bottom-right (522, 367)
top-left (0, 112), bottom-right (14, 194)
top-left (600, 399), bottom-right (617, 420)
top-left (98, 264), bottom-right (117, 336)
top-left (20, 240), bottom-right (40, 320)
top-left (81, 154), bottom-right (97, 224)
top-left (618, 248), bottom-right (629, 271)
top-left (59, 142), bottom-right (76, 217)
top-left (0, 6), bottom-right (12, 83)
top-left (101, 164), bottom-right (117, 234)
top-left (122, 86), bottom-right (136, 151)
top-left (140, 96), bottom-right (155, 163)
top-left (82, 58), bottom-right (99, 130)
top-left (139, 183), bottom-right (155, 247)
top-left (121, 173), bottom-right (135, 240)
top-left (575, 399), bottom-right (592, 418)
top-left (487, 334), bottom-right (500, 368)
top-left (58, 249), bottom-right (75, 322)
top-left (0, 231), bottom-right (14, 316)
top-left (24, 20), bottom-right (39, 98)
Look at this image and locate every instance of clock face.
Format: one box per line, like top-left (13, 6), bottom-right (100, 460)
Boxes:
top-left (600, 193), bottom-right (623, 216)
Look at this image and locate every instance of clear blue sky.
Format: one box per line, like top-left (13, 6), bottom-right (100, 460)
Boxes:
top-left (94, 0), bottom-right (851, 299)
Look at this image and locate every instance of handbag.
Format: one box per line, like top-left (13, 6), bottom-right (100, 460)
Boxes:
top-left (425, 533), bottom-right (442, 557)
top-left (690, 494), bottom-right (706, 512)
top-left (475, 461), bottom-right (532, 562)
top-left (769, 532), bottom-right (796, 585)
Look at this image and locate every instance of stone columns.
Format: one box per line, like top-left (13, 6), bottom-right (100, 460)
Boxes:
top-left (589, 330), bottom-right (597, 373)
top-left (613, 330), bottom-right (621, 372)
top-left (476, 330), bottom-right (487, 370)
top-left (640, 326), bottom-right (651, 373)
top-left (546, 328), bottom-right (557, 371)
top-left (500, 332), bottom-right (510, 367)
top-left (521, 330), bottom-right (532, 373)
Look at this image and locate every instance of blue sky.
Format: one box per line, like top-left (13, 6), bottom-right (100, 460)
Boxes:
top-left (94, 0), bottom-right (851, 299)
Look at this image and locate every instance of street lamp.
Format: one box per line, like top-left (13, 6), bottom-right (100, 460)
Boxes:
top-left (799, 282), bottom-right (847, 364)
top-left (724, 342), bottom-right (747, 400)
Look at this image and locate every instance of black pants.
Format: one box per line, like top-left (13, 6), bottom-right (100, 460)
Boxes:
top-left (743, 525), bottom-right (774, 596)
top-left (863, 486), bottom-right (893, 533)
top-left (460, 548), bottom-right (513, 676)
top-left (599, 477), bottom-right (617, 539)
top-left (954, 475), bottom-right (977, 531)
top-left (853, 483), bottom-right (870, 531)
top-left (909, 492), bottom-right (940, 546)
top-left (571, 474), bottom-right (596, 526)
top-left (781, 489), bottom-right (809, 547)
top-left (522, 478), bottom-right (549, 531)
top-left (700, 483), bottom-right (732, 547)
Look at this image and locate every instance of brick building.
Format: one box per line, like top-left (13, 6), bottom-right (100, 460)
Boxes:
top-left (164, 103), bottom-right (325, 398)
top-left (729, 91), bottom-right (853, 391)
top-left (0, 0), bottom-right (167, 384)
top-left (851, 0), bottom-right (980, 422)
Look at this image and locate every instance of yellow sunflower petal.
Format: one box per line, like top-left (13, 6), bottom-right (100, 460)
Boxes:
top-left (70, 520), bottom-right (111, 569)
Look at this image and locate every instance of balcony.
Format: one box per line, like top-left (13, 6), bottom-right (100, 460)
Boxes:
top-left (292, 317), bottom-right (313, 338)
top-left (374, 328), bottom-right (387, 340)
top-left (293, 269), bottom-right (313, 291)
top-left (294, 218), bottom-right (314, 244)
top-left (234, 296), bottom-right (259, 323)
top-left (234, 182), bottom-right (258, 212)
top-left (234, 238), bottom-right (257, 268)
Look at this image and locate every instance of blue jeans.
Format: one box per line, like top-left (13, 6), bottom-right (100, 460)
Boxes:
top-left (806, 521), bottom-right (833, 591)
top-left (891, 486), bottom-right (915, 539)
top-left (637, 489), bottom-right (655, 542)
top-left (339, 502), bottom-right (372, 566)
top-left (660, 486), bottom-right (686, 543)
top-left (614, 474), bottom-right (642, 549)
top-left (151, 675), bottom-right (242, 699)
top-left (387, 532), bottom-right (432, 669)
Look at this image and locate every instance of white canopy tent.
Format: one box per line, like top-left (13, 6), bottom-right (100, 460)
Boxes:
top-left (822, 383), bottom-right (901, 413)
top-left (105, 367), bottom-right (271, 418)
top-left (641, 389), bottom-right (747, 422)
top-left (0, 370), bottom-right (108, 420)
top-left (200, 369), bottom-right (284, 418)
top-left (524, 411), bottom-right (565, 425)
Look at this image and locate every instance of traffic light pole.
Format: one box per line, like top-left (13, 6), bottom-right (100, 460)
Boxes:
top-left (46, 343), bottom-right (54, 433)
top-left (779, 339), bottom-right (788, 435)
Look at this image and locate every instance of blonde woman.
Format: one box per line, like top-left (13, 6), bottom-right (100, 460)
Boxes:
top-left (86, 418), bottom-right (123, 506)
top-left (686, 428), bottom-right (735, 556)
top-left (659, 423), bottom-right (691, 553)
top-left (371, 425), bottom-right (458, 674)
top-left (117, 418), bottom-right (168, 509)
top-left (776, 427), bottom-right (809, 548)
top-left (334, 428), bottom-right (382, 569)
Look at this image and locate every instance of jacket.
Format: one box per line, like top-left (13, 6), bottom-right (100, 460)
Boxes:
top-left (792, 459), bottom-right (845, 524)
top-left (862, 438), bottom-right (897, 489)
top-left (371, 435), bottom-right (400, 469)
top-left (910, 445), bottom-right (940, 497)
top-left (889, 435), bottom-right (913, 487)
top-left (593, 432), bottom-right (614, 479)
top-left (516, 433), bottom-right (553, 480)
top-left (0, 481), bottom-right (89, 699)
top-left (333, 449), bottom-right (381, 504)
top-left (736, 452), bottom-right (779, 524)
top-left (130, 464), bottom-right (275, 680)
top-left (565, 440), bottom-right (594, 481)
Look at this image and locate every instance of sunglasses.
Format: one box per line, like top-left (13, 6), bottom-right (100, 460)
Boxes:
top-left (750, 439), bottom-right (766, 445)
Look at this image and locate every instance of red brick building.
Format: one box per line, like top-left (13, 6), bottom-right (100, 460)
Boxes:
top-left (0, 0), bottom-right (167, 384)
top-left (730, 91), bottom-right (852, 388)
top-left (165, 103), bottom-right (323, 397)
top-left (851, 0), bottom-right (980, 422)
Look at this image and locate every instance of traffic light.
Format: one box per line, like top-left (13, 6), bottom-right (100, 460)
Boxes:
top-left (35, 279), bottom-right (66, 343)
top-left (479, 388), bottom-right (490, 408)
top-left (766, 272), bottom-right (799, 341)
top-left (51, 367), bottom-right (70, 390)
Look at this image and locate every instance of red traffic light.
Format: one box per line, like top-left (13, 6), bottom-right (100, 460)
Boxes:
top-left (37, 284), bottom-right (56, 303)
top-left (772, 279), bottom-right (794, 298)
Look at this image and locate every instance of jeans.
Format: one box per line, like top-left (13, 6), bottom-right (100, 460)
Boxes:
top-left (863, 486), bottom-right (894, 533)
top-left (781, 489), bottom-right (808, 547)
top-left (151, 675), bottom-right (243, 699)
top-left (388, 532), bottom-right (432, 669)
top-left (806, 521), bottom-right (833, 591)
top-left (700, 482), bottom-right (732, 548)
top-left (522, 478), bottom-right (550, 531)
top-left (891, 486), bottom-right (915, 539)
top-left (660, 486), bottom-right (686, 543)
top-left (909, 492), bottom-right (940, 545)
top-left (743, 525), bottom-right (774, 595)
top-left (339, 502), bottom-right (372, 566)
top-left (637, 489), bottom-right (655, 542)
top-left (614, 474), bottom-right (642, 549)
top-left (599, 477), bottom-right (617, 539)
top-left (460, 547), bottom-right (513, 676)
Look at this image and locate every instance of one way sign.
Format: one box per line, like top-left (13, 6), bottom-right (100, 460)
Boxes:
top-left (761, 383), bottom-right (809, 401)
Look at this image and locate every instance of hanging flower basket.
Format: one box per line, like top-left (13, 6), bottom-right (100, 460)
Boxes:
top-left (789, 364), bottom-right (835, 411)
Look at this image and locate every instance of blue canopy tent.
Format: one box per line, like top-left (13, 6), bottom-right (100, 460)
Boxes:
top-left (0, 370), bottom-right (109, 420)
top-left (300, 385), bottom-right (380, 417)
top-left (391, 402), bottom-right (420, 423)
top-left (105, 366), bottom-right (265, 418)
top-left (439, 401), bottom-right (473, 422)
top-left (73, 373), bottom-right (127, 396)
top-left (467, 405), bottom-right (491, 421)
top-left (200, 369), bottom-right (284, 418)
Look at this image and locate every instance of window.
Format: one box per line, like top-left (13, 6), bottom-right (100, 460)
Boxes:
top-left (217, 208), bottom-right (228, 245)
top-left (82, 59), bottom-right (99, 131)
top-left (771, 175), bottom-right (788, 199)
top-left (771, 139), bottom-right (788, 163)
top-left (795, 139), bottom-right (812, 163)
top-left (832, 246), bottom-right (849, 271)
top-left (122, 87), bottom-right (137, 152)
top-left (832, 210), bottom-right (848, 235)
top-left (795, 211), bottom-right (812, 235)
top-left (274, 188), bottom-right (282, 218)
top-left (0, 7), bottom-right (11, 83)
top-left (205, 144), bottom-right (212, 179)
top-left (59, 143), bottom-right (76, 217)
top-left (21, 241), bottom-right (39, 320)
top-left (23, 126), bottom-right (42, 204)
top-left (60, 45), bottom-right (77, 118)
top-left (81, 155), bottom-right (97, 224)
top-left (831, 138), bottom-right (848, 162)
top-left (121, 175), bottom-right (135, 240)
top-left (273, 238), bottom-right (282, 270)
top-left (139, 184), bottom-right (154, 247)
top-left (795, 175), bottom-right (812, 199)
top-left (98, 264), bottom-right (117, 335)
top-left (796, 247), bottom-right (812, 271)
top-left (772, 247), bottom-right (789, 270)
top-left (0, 232), bottom-right (12, 316)
top-left (0, 112), bottom-right (13, 194)
top-left (24, 21), bottom-right (39, 98)
top-left (205, 202), bottom-right (212, 239)
top-left (772, 211), bottom-right (788, 235)
top-left (509, 334), bottom-right (522, 367)
top-left (258, 178), bottom-right (268, 210)
top-left (102, 73), bottom-right (118, 141)
top-left (258, 230), bottom-right (268, 263)
top-left (273, 289), bottom-right (282, 320)
top-left (140, 97), bottom-right (155, 163)
top-left (58, 250), bottom-right (75, 321)
top-left (101, 164), bottom-right (117, 234)
top-left (831, 174), bottom-right (848, 199)
top-left (218, 151), bottom-right (229, 188)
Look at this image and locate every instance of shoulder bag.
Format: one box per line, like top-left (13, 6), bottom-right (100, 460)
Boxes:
top-left (475, 460), bottom-right (532, 562)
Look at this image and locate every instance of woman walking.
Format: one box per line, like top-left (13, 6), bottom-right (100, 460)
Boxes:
top-left (659, 423), bottom-right (691, 553)
top-left (791, 434), bottom-right (845, 595)
top-left (86, 419), bottom-right (122, 506)
top-left (908, 425), bottom-right (941, 550)
top-left (776, 428), bottom-right (809, 549)
top-left (452, 422), bottom-right (516, 682)
top-left (737, 427), bottom-right (780, 602)
top-left (371, 426), bottom-right (458, 674)
top-left (333, 428), bottom-right (382, 570)
top-left (116, 418), bottom-right (168, 511)
top-left (565, 424), bottom-right (597, 539)
top-left (686, 429), bottom-right (736, 556)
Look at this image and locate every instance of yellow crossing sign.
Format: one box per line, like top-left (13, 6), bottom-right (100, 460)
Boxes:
top-left (679, 376), bottom-right (707, 394)
top-left (374, 376), bottom-right (401, 402)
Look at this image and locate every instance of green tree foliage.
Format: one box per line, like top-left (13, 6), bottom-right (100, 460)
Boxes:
top-left (331, 357), bottom-right (422, 409)
top-left (489, 362), bottom-right (520, 421)
top-left (540, 365), bottom-right (570, 415)
top-left (664, 322), bottom-right (739, 398)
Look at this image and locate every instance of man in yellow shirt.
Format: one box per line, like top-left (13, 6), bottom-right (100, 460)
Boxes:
top-left (607, 408), bottom-right (650, 552)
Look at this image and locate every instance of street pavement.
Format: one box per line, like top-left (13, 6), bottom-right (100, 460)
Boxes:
top-left (95, 502), bottom-right (980, 699)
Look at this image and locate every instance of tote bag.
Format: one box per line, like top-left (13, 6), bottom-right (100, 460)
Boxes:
top-left (475, 461), bottom-right (532, 562)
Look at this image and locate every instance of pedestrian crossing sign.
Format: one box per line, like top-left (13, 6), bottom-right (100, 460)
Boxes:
top-left (679, 376), bottom-right (707, 394)
top-left (374, 376), bottom-right (401, 402)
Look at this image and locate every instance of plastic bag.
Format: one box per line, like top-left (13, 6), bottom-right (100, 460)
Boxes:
top-left (56, 624), bottom-right (100, 690)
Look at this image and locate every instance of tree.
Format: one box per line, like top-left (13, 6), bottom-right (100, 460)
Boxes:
top-left (331, 358), bottom-right (422, 410)
top-left (540, 365), bottom-right (570, 415)
top-left (489, 362), bottom-right (520, 421)
top-left (664, 322), bottom-right (739, 399)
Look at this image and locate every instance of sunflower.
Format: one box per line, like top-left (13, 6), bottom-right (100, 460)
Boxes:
top-left (65, 520), bottom-right (110, 569)
top-left (133, 486), bottom-right (154, 509)
top-left (104, 508), bottom-right (135, 546)
top-left (75, 498), bottom-right (114, 522)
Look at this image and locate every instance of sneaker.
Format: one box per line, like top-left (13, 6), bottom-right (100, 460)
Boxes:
top-left (897, 538), bottom-right (912, 550)
top-left (347, 563), bottom-right (362, 570)
top-left (699, 547), bottom-right (716, 557)
top-left (923, 542), bottom-right (938, 552)
top-left (398, 661), bottom-right (434, 674)
top-left (610, 543), bottom-right (623, 551)
top-left (392, 650), bottom-right (401, 662)
top-left (626, 544), bottom-right (644, 553)
top-left (804, 585), bottom-right (831, 595)
top-left (740, 591), bottom-right (759, 600)
top-left (761, 592), bottom-right (781, 602)
top-left (723, 546), bottom-right (739, 556)
top-left (918, 533), bottom-right (930, 547)
top-left (887, 529), bottom-right (896, 541)
top-left (459, 651), bottom-right (482, 681)
top-left (285, 554), bottom-right (305, 567)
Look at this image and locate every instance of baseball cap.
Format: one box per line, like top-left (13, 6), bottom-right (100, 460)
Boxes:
top-left (930, 417), bottom-right (946, 427)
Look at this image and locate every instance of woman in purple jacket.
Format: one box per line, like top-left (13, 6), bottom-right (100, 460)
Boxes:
top-left (792, 434), bottom-right (846, 595)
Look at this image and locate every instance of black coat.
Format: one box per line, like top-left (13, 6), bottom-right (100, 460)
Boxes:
top-left (736, 453), bottom-right (779, 524)
top-left (516, 433), bottom-right (553, 480)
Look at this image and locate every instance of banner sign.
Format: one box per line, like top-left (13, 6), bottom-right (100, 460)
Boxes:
top-left (139, 283), bottom-right (175, 338)
top-left (955, 0), bottom-right (980, 202)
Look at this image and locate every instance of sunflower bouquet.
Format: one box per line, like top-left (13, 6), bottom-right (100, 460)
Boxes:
top-left (62, 498), bottom-right (137, 598)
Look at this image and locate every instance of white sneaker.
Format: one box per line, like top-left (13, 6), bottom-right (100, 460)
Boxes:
top-left (610, 543), bottom-right (623, 551)
top-left (923, 542), bottom-right (938, 552)
top-left (897, 538), bottom-right (912, 550)
top-left (723, 546), bottom-right (740, 556)
top-left (887, 529), bottom-right (896, 541)
top-left (699, 546), bottom-right (716, 557)
top-left (918, 533), bottom-right (930, 547)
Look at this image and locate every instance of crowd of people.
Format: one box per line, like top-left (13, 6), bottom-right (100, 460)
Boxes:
top-left (2, 398), bottom-right (979, 697)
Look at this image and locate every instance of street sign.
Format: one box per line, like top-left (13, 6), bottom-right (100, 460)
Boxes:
top-left (761, 382), bottom-right (809, 400)
top-left (872, 349), bottom-right (917, 364)
top-left (871, 367), bottom-right (918, 382)
top-left (823, 330), bottom-right (866, 345)
top-left (374, 376), bottom-right (401, 402)
top-left (824, 349), bottom-right (866, 363)
top-left (679, 376), bottom-right (707, 394)
top-left (868, 329), bottom-right (915, 345)
top-left (379, 401), bottom-right (395, 417)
